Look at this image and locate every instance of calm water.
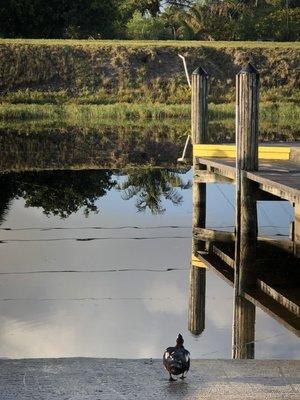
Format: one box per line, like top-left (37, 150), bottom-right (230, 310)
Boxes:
top-left (0, 169), bottom-right (299, 359)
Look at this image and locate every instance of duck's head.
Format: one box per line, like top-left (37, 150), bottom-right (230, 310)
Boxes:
top-left (176, 333), bottom-right (184, 346)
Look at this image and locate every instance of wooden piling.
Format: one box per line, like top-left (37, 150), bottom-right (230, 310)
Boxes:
top-left (233, 63), bottom-right (259, 358)
top-left (235, 63), bottom-right (259, 290)
top-left (232, 296), bottom-right (255, 359)
top-left (236, 63), bottom-right (259, 172)
top-left (189, 66), bottom-right (208, 336)
top-left (191, 66), bottom-right (208, 145)
top-left (191, 65), bottom-right (208, 254)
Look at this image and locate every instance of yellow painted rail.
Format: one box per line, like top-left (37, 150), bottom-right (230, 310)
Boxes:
top-left (191, 255), bottom-right (208, 269)
top-left (193, 144), bottom-right (291, 160)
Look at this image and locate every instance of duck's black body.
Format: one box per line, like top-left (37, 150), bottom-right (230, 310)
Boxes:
top-left (163, 334), bottom-right (190, 381)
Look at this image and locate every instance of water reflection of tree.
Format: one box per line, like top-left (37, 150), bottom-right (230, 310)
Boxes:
top-left (118, 168), bottom-right (191, 214)
top-left (15, 170), bottom-right (116, 218)
top-left (0, 168), bottom-right (191, 220)
top-left (0, 175), bottom-right (16, 225)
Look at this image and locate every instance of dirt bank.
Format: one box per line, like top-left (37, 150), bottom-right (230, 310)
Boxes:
top-left (0, 40), bottom-right (299, 103)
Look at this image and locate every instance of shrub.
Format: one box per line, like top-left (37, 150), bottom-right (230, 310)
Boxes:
top-left (126, 11), bottom-right (170, 39)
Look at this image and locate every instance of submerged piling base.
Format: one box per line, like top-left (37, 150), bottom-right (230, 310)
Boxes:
top-left (1, 358), bottom-right (299, 399)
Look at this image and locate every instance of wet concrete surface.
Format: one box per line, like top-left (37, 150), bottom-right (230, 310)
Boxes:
top-left (0, 358), bottom-right (299, 399)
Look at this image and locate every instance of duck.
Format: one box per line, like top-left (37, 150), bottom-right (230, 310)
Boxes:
top-left (163, 333), bottom-right (190, 381)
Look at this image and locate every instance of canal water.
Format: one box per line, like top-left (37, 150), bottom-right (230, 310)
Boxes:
top-left (0, 169), bottom-right (298, 359)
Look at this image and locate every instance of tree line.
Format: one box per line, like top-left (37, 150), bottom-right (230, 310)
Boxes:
top-left (0, 0), bottom-right (299, 41)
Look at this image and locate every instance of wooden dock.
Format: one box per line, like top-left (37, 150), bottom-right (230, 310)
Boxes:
top-left (187, 64), bottom-right (300, 358)
top-left (194, 148), bottom-right (300, 204)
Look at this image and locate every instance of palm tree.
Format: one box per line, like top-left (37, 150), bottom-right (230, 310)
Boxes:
top-left (181, 0), bottom-right (248, 40)
top-left (118, 168), bottom-right (191, 214)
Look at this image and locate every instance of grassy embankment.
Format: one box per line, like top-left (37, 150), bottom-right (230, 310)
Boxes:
top-left (0, 39), bottom-right (299, 140)
top-left (1, 39), bottom-right (300, 48)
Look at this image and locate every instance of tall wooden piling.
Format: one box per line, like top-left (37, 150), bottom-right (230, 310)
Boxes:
top-left (235, 63), bottom-right (259, 289)
top-left (189, 66), bottom-right (208, 336)
top-left (191, 66), bottom-right (208, 252)
top-left (232, 63), bottom-right (259, 359)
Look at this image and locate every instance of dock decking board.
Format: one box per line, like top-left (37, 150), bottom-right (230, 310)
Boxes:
top-left (196, 156), bottom-right (300, 203)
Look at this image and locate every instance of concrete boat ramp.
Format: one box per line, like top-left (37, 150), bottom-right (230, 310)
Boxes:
top-left (0, 358), bottom-right (299, 399)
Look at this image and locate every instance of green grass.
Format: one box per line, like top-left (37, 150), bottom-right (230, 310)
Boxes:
top-left (0, 101), bottom-right (298, 122)
top-left (0, 102), bottom-right (298, 141)
top-left (1, 103), bottom-right (298, 145)
top-left (1, 87), bottom-right (299, 106)
top-left (210, 102), bottom-right (300, 125)
top-left (0, 103), bottom-right (191, 121)
top-left (1, 39), bottom-right (300, 49)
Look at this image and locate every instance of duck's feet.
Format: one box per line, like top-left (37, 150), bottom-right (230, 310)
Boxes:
top-left (180, 374), bottom-right (186, 380)
top-left (169, 374), bottom-right (176, 382)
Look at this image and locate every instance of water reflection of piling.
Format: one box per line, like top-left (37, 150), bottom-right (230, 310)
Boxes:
top-left (189, 176), bottom-right (207, 335)
top-left (294, 203), bottom-right (300, 257)
top-left (189, 67), bottom-right (208, 336)
top-left (189, 265), bottom-right (206, 335)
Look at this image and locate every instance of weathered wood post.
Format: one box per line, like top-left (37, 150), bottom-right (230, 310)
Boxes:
top-left (191, 66), bottom-right (208, 252)
top-left (189, 66), bottom-right (208, 335)
top-left (191, 66), bottom-right (208, 151)
top-left (235, 63), bottom-right (259, 289)
top-left (232, 63), bottom-right (258, 359)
